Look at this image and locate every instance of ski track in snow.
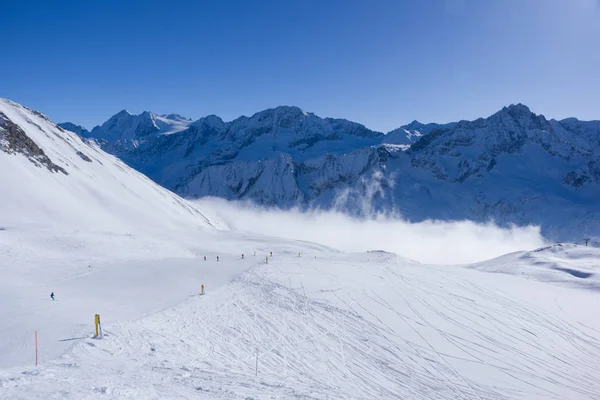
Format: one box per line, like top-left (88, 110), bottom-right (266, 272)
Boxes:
top-left (2, 251), bottom-right (600, 400)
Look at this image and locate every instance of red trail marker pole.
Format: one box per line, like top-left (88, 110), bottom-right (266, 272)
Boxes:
top-left (35, 331), bottom-right (38, 367)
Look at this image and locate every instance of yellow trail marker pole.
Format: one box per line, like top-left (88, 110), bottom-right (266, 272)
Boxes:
top-left (94, 314), bottom-right (100, 337)
top-left (266, 256), bottom-right (269, 264)
top-left (201, 284), bottom-right (205, 295)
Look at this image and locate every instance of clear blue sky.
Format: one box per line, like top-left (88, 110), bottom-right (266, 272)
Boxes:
top-left (2, 0), bottom-right (599, 132)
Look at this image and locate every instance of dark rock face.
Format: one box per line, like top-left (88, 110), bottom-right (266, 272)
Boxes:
top-left (76, 151), bottom-right (93, 162)
top-left (0, 112), bottom-right (67, 175)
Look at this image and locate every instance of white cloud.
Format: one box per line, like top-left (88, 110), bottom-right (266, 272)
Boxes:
top-left (195, 197), bottom-right (547, 265)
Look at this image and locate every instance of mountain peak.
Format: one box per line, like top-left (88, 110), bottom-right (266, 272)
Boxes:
top-left (488, 103), bottom-right (547, 127)
top-left (402, 120), bottom-right (425, 130)
top-left (115, 109), bottom-right (132, 117)
top-left (192, 114), bottom-right (225, 130)
top-left (504, 103), bottom-right (532, 116)
top-left (251, 105), bottom-right (306, 120)
top-left (161, 113), bottom-right (191, 121)
top-left (272, 105), bottom-right (304, 113)
top-left (88, 109), bottom-right (192, 141)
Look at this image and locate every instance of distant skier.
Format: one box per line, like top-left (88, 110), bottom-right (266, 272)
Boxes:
top-left (204, 256), bottom-right (206, 261)
top-left (270, 251), bottom-right (273, 257)
top-left (217, 256), bottom-right (219, 262)
top-left (242, 254), bottom-right (244, 259)
top-left (50, 292), bottom-right (55, 301)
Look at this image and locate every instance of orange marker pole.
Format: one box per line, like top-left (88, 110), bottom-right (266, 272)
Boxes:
top-left (35, 331), bottom-right (38, 367)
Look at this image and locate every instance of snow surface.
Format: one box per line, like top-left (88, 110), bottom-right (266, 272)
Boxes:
top-left (2, 99), bottom-right (600, 399)
top-left (469, 243), bottom-right (600, 290)
top-left (2, 244), bottom-right (600, 399)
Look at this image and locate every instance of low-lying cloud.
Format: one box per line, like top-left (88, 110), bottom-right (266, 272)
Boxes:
top-left (195, 197), bottom-right (547, 265)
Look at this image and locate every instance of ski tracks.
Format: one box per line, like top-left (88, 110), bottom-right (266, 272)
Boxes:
top-left (2, 254), bottom-right (600, 399)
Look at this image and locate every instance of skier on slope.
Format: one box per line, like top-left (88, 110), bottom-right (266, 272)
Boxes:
top-left (217, 256), bottom-right (219, 262)
top-left (50, 292), bottom-right (55, 301)
top-left (204, 256), bottom-right (206, 261)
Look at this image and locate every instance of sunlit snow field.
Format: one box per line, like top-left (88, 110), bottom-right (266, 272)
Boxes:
top-left (2, 226), bottom-right (600, 399)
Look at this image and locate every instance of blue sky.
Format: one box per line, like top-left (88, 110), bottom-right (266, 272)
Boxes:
top-left (2, 0), bottom-right (599, 132)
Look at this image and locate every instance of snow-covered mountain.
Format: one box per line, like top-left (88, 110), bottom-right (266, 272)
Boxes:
top-left (62, 110), bottom-right (192, 143)
top-left (62, 103), bottom-right (600, 240)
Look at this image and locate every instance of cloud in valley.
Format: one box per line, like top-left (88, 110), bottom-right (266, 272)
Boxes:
top-left (195, 197), bottom-right (547, 265)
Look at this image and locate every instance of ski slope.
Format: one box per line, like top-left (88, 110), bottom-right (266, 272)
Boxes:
top-left (1, 247), bottom-right (600, 399)
top-left (2, 98), bottom-right (600, 399)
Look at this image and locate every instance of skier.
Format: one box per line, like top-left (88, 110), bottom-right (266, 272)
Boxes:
top-left (50, 292), bottom-right (55, 301)
top-left (242, 254), bottom-right (244, 259)
top-left (270, 251), bottom-right (273, 257)
top-left (204, 256), bottom-right (206, 261)
top-left (217, 256), bottom-right (219, 262)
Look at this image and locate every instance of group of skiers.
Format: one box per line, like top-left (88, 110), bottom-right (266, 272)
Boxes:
top-left (49, 251), bottom-right (288, 301)
top-left (200, 251), bottom-right (274, 262)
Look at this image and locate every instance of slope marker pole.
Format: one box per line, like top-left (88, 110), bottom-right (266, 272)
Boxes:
top-left (35, 331), bottom-right (38, 367)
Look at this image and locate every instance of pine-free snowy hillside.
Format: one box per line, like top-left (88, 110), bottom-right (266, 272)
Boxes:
top-left (2, 247), bottom-right (600, 399)
top-left (469, 243), bottom-right (600, 290)
top-left (0, 97), bottom-right (229, 288)
top-left (0, 98), bottom-right (214, 231)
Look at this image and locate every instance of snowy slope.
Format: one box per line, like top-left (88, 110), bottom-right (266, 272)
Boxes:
top-left (0, 98), bottom-right (229, 370)
top-left (0, 98), bottom-right (214, 232)
top-left (1, 249), bottom-right (600, 399)
top-left (469, 243), bottom-right (600, 290)
top-left (0, 97), bottom-right (232, 291)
